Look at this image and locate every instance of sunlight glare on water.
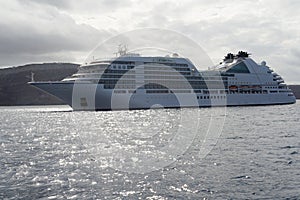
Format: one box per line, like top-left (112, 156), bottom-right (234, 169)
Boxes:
top-left (0, 103), bottom-right (299, 199)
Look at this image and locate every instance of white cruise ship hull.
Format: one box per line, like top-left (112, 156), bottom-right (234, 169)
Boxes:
top-left (29, 52), bottom-right (297, 110)
top-left (29, 82), bottom-right (296, 111)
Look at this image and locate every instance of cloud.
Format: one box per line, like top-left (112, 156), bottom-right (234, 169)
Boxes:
top-left (26, 0), bottom-right (132, 15)
top-left (0, 0), bottom-right (110, 65)
top-left (25, 0), bottom-right (71, 9)
top-left (0, 0), bottom-right (300, 83)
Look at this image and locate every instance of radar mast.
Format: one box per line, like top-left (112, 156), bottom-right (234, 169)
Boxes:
top-left (114, 44), bottom-right (128, 57)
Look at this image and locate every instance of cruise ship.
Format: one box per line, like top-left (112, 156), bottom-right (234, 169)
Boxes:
top-left (29, 51), bottom-right (296, 110)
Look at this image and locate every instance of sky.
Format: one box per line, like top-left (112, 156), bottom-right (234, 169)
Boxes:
top-left (0, 0), bottom-right (300, 83)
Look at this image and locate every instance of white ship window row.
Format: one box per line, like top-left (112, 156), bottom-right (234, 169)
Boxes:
top-left (108, 88), bottom-right (292, 95)
top-left (197, 96), bottom-right (227, 99)
top-left (111, 65), bottom-right (135, 70)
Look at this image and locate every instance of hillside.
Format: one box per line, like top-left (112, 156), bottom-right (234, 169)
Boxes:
top-left (0, 63), bottom-right (299, 106)
top-left (287, 85), bottom-right (300, 99)
top-left (0, 63), bottom-right (79, 105)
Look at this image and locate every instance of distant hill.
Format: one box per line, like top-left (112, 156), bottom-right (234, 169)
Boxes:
top-left (0, 63), bottom-right (299, 106)
top-left (0, 63), bottom-right (79, 105)
top-left (287, 85), bottom-right (300, 99)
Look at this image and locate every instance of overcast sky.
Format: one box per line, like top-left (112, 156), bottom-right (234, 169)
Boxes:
top-left (1, 0), bottom-right (300, 83)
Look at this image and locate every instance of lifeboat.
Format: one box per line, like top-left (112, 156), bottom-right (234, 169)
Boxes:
top-left (252, 85), bottom-right (262, 91)
top-left (240, 85), bottom-right (250, 91)
top-left (229, 85), bottom-right (238, 91)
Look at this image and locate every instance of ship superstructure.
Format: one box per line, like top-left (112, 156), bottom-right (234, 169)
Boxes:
top-left (29, 51), bottom-right (296, 110)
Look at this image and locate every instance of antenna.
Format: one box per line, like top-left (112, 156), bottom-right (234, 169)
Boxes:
top-left (31, 72), bottom-right (35, 82)
top-left (114, 44), bottom-right (128, 57)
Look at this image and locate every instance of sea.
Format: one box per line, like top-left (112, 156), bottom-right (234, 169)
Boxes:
top-left (0, 102), bottom-right (299, 199)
